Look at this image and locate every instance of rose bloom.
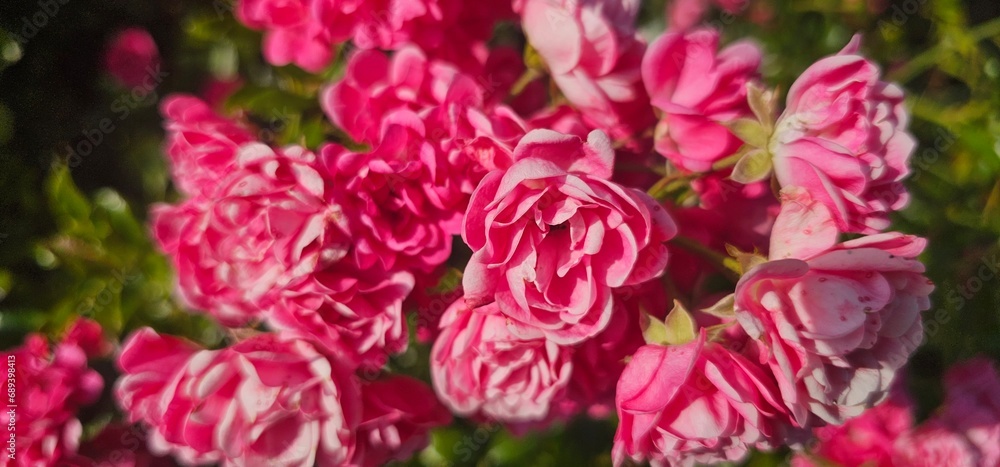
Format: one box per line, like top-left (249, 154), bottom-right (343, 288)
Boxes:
top-left (103, 28), bottom-right (160, 88)
top-left (770, 35), bottom-right (915, 233)
top-left (555, 280), bottom-right (668, 420)
top-left (462, 129), bottom-right (677, 344)
top-left (351, 0), bottom-right (514, 70)
top-left (152, 143), bottom-right (349, 324)
top-left (116, 329), bottom-right (360, 466)
top-left (892, 421), bottom-right (981, 467)
top-left (268, 266), bottom-right (415, 370)
top-left (319, 129), bottom-right (456, 273)
top-left (936, 358), bottom-right (1000, 467)
top-left (791, 381), bottom-right (914, 467)
top-left (516, 0), bottom-right (656, 141)
top-left (613, 330), bottom-right (794, 466)
top-left (642, 28), bottom-right (762, 172)
top-left (159, 94), bottom-right (256, 199)
top-left (0, 319), bottom-right (105, 466)
top-left (735, 187), bottom-right (932, 426)
top-left (321, 47), bottom-right (526, 223)
top-left (430, 299), bottom-right (572, 423)
top-left (237, 0), bottom-right (345, 72)
top-left (353, 376), bottom-right (452, 466)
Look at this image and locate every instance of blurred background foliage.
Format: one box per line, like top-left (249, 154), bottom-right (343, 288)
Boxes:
top-left (0, 0), bottom-right (999, 465)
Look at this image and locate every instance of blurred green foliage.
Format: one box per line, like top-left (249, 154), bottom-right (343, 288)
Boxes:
top-left (1, 0), bottom-right (999, 465)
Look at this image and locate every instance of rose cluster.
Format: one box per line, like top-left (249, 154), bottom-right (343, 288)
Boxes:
top-left (793, 358), bottom-right (1000, 467)
top-left (1, 320), bottom-right (107, 466)
top-left (77, 0), bottom-right (937, 465)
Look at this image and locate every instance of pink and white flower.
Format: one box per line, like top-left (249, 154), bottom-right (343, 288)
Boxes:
top-left (0, 319), bottom-right (105, 466)
top-left (734, 187), bottom-right (931, 426)
top-left (516, 0), bottom-right (656, 141)
top-left (160, 95), bottom-right (256, 198)
top-left (430, 299), bottom-right (573, 423)
top-left (152, 143), bottom-right (347, 324)
top-left (462, 129), bottom-right (677, 344)
top-left (770, 35), bottom-right (915, 233)
top-left (891, 421), bottom-right (981, 467)
top-left (936, 358), bottom-right (1000, 467)
top-left (353, 376), bottom-right (452, 466)
top-left (613, 330), bottom-right (793, 466)
top-left (237, 0), bottom-right (347, 72)
top-left (268, 265), bottom-right (415, 369)
top-left (792, 381), bottom-right (914, 467)
top-left (642, 28), bottom-right (762, 172)
top-left (116, 329), bottom-right (360, 466)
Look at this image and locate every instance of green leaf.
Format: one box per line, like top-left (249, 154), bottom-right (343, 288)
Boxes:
top-left (731, 149), bottom-right (774, 184)
top-left (702, 293), bottom-right (736, 319)
top-left (46, 167), bottom-right (95, 236)
top-left (643, 301), bottom-right (698, 346)
top-left (663, 300), bottom-right (697, 345)
top-left (725, 244), bottom-right (769, 275)
top-left (641, 311), bottom-right (670, 346)
top-left (747, 82), bottom-right (779, 129)
top-left (725, 118), bottom-right (770, 148)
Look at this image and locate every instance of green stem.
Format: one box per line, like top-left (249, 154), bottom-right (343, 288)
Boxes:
top-left (669, 235), bottom-right (742, 282)
top-left (888, 16), bottom-right (1000, 84)
top-left (647, 171), bottom-right (694, 200)
top-left (509, 68), bottom-right (543, 97)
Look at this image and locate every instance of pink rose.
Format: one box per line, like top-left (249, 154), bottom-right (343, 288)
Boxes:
top-left (892, 421), bottom-right (981, 467)
top-left (526, 104), bottom-right (590, 139)
top-left (351, 0), bottom-right (514, 70)
top-left (116, 329), bottom-right (360, 466)
top-left (556, 281), bottom-right (668, 420)
top-left (320, 134), bottom-right (455, 273)
top-left (517, 0), bottom-right (656, 141)
top-left (236, 0), bottom-right (513, 72)
top-left (771, 35), bottom-right (915, 233)
top-left (320, 47), bottom-right (431, 146)
top-left (353, 376), bottom-right (452, 466)
top-left (153, 139), bottom-right (415, 368)
top-left (159, 94), bottom-right (256, 198)
top-left (0, 319), bottom-right (105, 466)
top-left (642, 28), bottom-right (762, 172)
top-left (939, 358), bottom-right (1000, 467)
top-left (320, 48), bottom-right (526, 261)
top-left (321, 45), bottom-right (524, 161)
top-left (613, 330), bottom-right (793, 466)
top-left (268, 266), bottom-right (415, 369)
top-left (794, 381), bottom-right (914, 467)
top-left (103, 28), bottom-right (160, 88)
top-left (462, 129), bottom-right (677, 344)
top-left (238, 0), bottom-right (344, 72)
top-left (152, 143), bottom-right (347, 324)
top-left (430, 299), bottom-right (572, 423)
top-left (734, 187), bottom-right (932, 426)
